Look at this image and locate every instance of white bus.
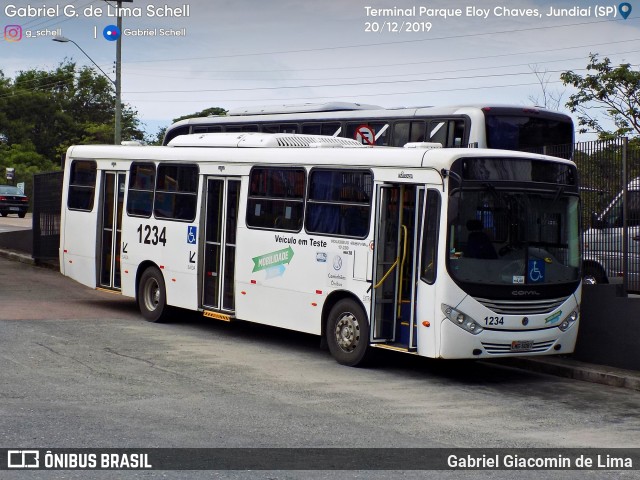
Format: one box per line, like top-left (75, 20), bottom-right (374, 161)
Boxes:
top-left (162, 103), bottom-right (575, 159)
top-left (60, 133), bottom-right (581, 366)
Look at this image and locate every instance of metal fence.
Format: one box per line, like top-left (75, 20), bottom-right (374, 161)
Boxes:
top-left (576, 138), bottom-right (640, 293)
top-left (32, 170), bottom-right (63, 263)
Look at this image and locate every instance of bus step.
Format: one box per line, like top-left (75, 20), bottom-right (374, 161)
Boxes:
top-left (95, 287), bottom-right (122, 294)
top-left (371, 344), bottom-right (418, 354)
top-left (202, 310), bottom-right (234, 322)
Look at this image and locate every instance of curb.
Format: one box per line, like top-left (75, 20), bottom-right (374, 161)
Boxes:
top-left (0, 248), bottom-right (59, 270)
top-left (494, 357), bottom-right (640, 391)
top-left (0, 248), bottom-right (36, 266)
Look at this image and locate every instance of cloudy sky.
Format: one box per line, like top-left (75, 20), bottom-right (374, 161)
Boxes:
top-left (2, 0), bottom-right (639, 138)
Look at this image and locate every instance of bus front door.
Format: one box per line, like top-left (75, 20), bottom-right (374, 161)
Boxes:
top-left (98, 171), bottom-right (126, 290)
top-left (202, 178), bottom-right (241, 313)
top-left (371, 184), bottom-right (423, 349)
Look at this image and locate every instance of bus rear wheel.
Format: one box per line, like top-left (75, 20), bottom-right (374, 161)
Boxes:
top-left (326, 299), bottom-right (370, 367)
top-left (138, 266), bottom-right (170, 322)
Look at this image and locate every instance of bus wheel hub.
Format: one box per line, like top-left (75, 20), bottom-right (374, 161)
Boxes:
top-left (336, 313), bottom-right (360, 353)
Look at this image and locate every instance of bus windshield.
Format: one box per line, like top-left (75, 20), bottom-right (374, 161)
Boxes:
top-left (485, 111), bottom-right (574, 159)
top-left (447, 188), bottom-right (580, 288)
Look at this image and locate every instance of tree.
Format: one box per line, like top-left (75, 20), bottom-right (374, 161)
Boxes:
top-left (0, 61), bottom-right (146, 161)
top-left (528, 65), bottom-right (565, 111)
top-left (172, 107), bottom-right (227, 124)
top-left (561, 54), bottom-right (640, 139)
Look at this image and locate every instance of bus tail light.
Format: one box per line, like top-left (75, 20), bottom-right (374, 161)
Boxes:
top-left (558, 310), bottom-right (579, 332)
top-left (441, 304), bottom-right (484, 335)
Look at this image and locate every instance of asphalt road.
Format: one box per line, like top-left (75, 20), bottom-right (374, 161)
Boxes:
top-left (1, 257), bottom-right (640, 479)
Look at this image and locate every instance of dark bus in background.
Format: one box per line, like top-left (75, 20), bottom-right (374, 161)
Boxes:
top-left (162, 102), bottom-right (574, 159)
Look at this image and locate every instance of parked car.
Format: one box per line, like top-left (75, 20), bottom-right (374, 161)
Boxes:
top-left (583, 177), bottom-right (640, 291)
top-left (0, 185), bottom-right (29, 218)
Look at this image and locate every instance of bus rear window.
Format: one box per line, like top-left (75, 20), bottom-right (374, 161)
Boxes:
top-left (485, 114), bottom-right (574, 158)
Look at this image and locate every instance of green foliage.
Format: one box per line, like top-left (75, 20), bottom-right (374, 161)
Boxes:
top-left (561, 54), bottom-right (640, 139)
top-left (0, 142), bottom-right (59, 203)
top-left (172, 107), bottom-right (227, 124)
top-left (0, 61), bottom-right (145, 174)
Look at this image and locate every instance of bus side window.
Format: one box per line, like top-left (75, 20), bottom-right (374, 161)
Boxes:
top-left (68, 160), bottom-right (97, 211)
top-left (127, 162), bottom-right (156, 217)
top-left (393, 122), bottom-right (410, 147)
top-left (193, 126), bottom-right (223, 134)
top-left (305, 169), bottom-right (372, 238)
top-left (153, 164), bottom-right (199, 221)
top-left (262, 124), bottom-right (299, 134)
top-left (393, 121), bottom-right (426, 146)
top-left (346, 122), bottom-right (389, 146)
top-left (421, 189), bottom-right (441, 284)
top-left (450, 120), bottom-right (465, 147)
top-left (302, 122), bottom-right (341, 137)
top-left (279, 124), bottom-right (298, 134)
top-left (246, 167), bottom-right (305, 231)
top-left (428, 119), bottom-right (465, 147)
top-left (302, 124), bottom-right (321, 135)
top-left (428, 120), bottom-right (448, 146)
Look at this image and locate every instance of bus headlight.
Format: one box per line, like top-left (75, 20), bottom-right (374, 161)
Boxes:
top-left (558, 310), bottom-right (579, 332)
top-left (442, 304), bottom-right (484, 335)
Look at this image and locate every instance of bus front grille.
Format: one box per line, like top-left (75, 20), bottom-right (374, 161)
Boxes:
top-left (481, 340), bottom-right (556, 355)
top-left (474, 296), bottom-right (568, 315)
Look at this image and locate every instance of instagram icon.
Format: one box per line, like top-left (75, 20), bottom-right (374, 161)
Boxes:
top-left (4, 24), bottom-right (23, 42)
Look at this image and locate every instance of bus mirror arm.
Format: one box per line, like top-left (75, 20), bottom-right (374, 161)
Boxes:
top-left (441, 169), bottom-right (462, 184)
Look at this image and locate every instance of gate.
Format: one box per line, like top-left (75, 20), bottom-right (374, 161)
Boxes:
top-left (32, 171), bottom-right (63, 264)
top-left (576, 138), bottom-right (640, 293)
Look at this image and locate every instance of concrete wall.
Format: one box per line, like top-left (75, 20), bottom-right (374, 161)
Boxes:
top-left (574, 285), bottom-right (640, 370)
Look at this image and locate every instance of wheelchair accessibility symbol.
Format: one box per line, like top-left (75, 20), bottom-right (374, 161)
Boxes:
top-left (187, 226), bottom-right (197, 245)
top-left (528, 259), bottom-right (545, 283)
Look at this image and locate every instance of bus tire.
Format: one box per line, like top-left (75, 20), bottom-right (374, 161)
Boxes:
top-left (138, 266), bottom-right (170, 322)
top-left (326, 299), bottom-right (370, 367)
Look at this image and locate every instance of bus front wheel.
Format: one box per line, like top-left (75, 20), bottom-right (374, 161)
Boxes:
top-left (138, 266), bottom-right (170, 322)
top-left (326, 299), bottom-right (370, 367)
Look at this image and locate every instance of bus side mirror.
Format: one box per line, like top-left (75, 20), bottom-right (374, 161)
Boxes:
top-left (590, 212), bottom-right (603, 229)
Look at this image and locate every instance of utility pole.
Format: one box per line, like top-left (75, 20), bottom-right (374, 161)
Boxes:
top-left (114, 0), bottom-right (128, 145)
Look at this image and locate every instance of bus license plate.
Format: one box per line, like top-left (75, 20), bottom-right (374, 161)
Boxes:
top-left (511, 340), bottom-right (534, 352)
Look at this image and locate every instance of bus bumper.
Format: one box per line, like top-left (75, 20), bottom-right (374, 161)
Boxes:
top-left (437, 318), bottom-right (579, 359)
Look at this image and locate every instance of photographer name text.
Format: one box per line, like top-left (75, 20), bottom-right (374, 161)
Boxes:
top-left (5, 4), bottom-right (190, 18)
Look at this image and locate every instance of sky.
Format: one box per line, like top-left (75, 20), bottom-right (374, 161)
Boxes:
top-left (1, 0), bottom-right (639, 140)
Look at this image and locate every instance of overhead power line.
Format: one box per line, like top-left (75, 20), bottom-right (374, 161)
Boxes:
top-left (119, 17), bottom-right (639, 64)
